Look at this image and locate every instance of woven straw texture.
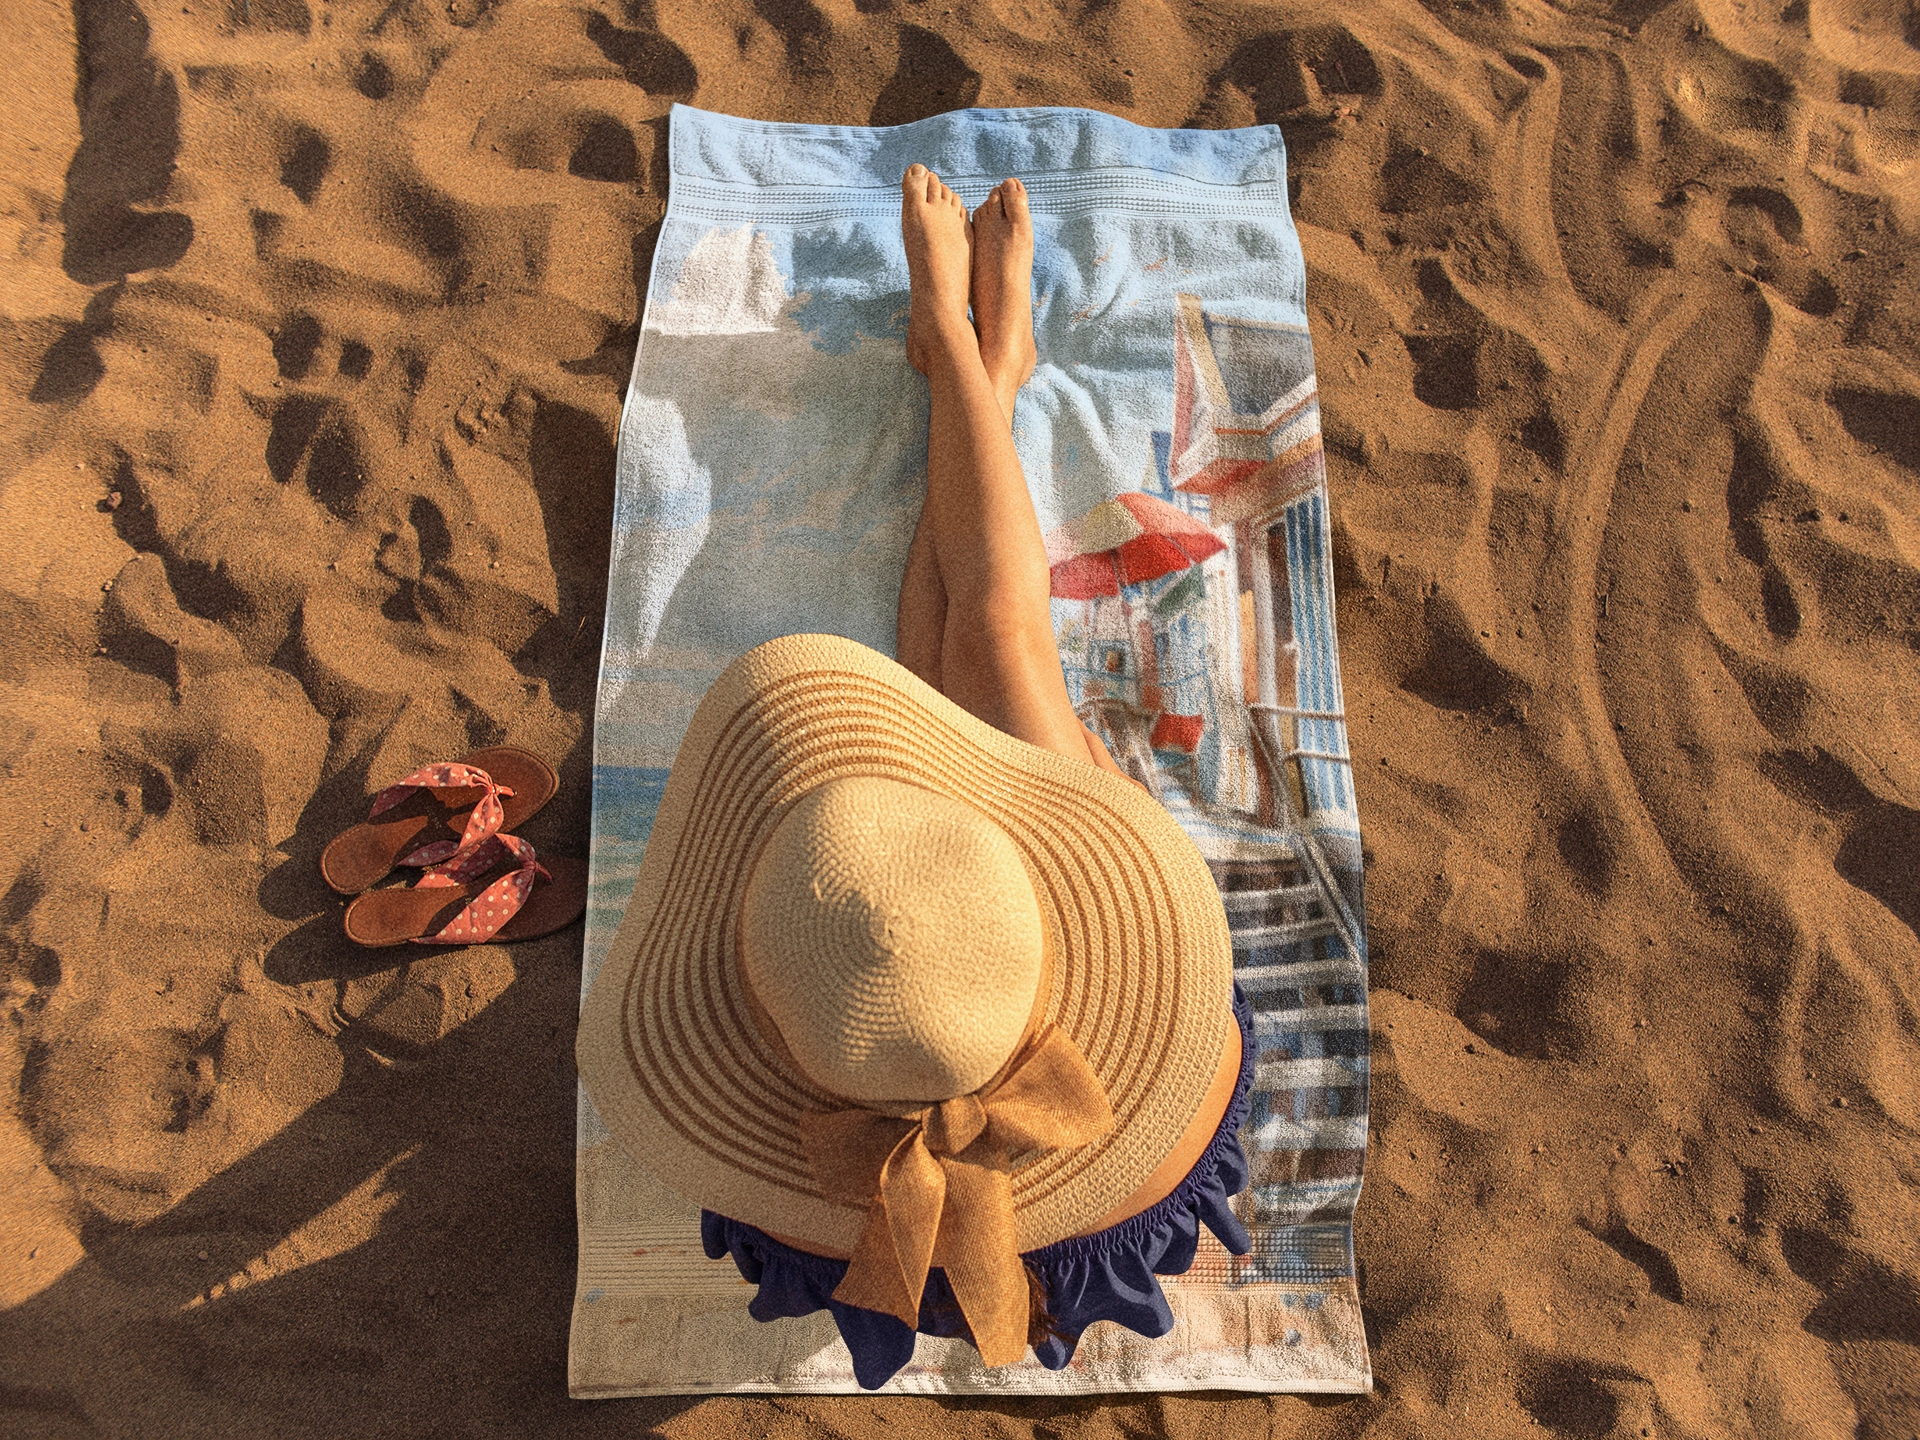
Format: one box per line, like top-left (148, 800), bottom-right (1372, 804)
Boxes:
top-left (739, 775), bottom-right (1049, 1105)
top-left (577, 633), bottom-right (1233, 1253)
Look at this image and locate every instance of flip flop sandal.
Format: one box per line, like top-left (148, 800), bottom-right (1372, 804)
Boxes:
top-left (342, 834), bottom-right (588, 946)
top-left (319, 746), bottom-right (559, 895)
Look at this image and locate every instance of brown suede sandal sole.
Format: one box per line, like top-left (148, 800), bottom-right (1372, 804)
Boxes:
top-left (319, 746), bottom-right (559, 894)
top-left (342, 857), bottom-right (588, 947)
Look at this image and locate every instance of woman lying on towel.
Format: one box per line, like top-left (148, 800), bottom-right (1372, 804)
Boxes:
top-left (576, 168), bottom-right (1251, 1389)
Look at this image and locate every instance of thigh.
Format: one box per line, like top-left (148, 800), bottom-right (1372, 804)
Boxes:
top-left (938, 612), bottom-right (1092, 766)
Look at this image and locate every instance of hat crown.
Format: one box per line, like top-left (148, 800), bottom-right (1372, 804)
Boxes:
top-left (739, 776), bottom-right (1044, 1104)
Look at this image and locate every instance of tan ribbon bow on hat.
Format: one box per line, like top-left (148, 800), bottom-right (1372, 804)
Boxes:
top-left (797, 1024), bottom-right (1115, 1367)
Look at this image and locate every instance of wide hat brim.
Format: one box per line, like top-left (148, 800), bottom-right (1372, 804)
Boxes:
top-left (577, 633), bottom-right (1234, 1254)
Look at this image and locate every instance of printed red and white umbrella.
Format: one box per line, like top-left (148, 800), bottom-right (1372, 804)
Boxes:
top-left (1045, 490), bottom-right (1226, 599)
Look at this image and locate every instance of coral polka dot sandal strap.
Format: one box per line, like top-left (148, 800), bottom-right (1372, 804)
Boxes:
top-left (341, 835), bottom-right (588, 947)
top-left (319, 745), bottom-right (559, 895)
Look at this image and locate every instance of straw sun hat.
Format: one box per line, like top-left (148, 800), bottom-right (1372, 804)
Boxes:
top-left (577, 633), bottom-right (1234, 1365)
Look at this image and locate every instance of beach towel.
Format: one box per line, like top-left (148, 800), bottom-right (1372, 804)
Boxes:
top-left (572, 103), bottom-right (1372, 1397)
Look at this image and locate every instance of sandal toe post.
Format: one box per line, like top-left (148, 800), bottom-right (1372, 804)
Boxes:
top-left (461, 746), bottom-right (560, 831)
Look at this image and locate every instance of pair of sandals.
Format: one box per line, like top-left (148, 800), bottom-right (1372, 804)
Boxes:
top-left (321, 747), bottom-right (587, 946)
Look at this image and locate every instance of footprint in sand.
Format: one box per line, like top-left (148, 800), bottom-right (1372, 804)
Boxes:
top-left (279, 126), bottom-right (330, 206)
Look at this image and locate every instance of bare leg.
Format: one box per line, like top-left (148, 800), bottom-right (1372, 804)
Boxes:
top-left (969, 177), bottom-right (1037, 424)
top-left (898, 168), bottom-right (1025, 696)
top-left (894, 518), bottom-right (946, 692)
top-left (894, 167), bottom-right (1126, 778)
top-left (970, 184), bottom-right (1124, 780)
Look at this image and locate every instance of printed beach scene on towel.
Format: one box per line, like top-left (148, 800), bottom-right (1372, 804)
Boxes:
top-left (573, 104), bottom-right (1371, 1397)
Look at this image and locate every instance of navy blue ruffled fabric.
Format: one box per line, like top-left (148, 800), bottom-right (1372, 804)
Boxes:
top-left (701, 985), bottom-right (1256, 1389)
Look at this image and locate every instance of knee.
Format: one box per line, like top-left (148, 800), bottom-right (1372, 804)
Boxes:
top-left (941, 614), bottom-right (1059, 690)
top-left (939, 562), bottom-right (1052, 629)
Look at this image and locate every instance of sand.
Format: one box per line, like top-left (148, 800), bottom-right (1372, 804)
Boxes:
top-left (2, 0), bottom-right (1917, 1433)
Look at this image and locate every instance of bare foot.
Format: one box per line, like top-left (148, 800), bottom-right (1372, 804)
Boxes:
top-left (901, 164), bottom-right (975, 378)
top-left (970, 178), bottom-right (1037, 419)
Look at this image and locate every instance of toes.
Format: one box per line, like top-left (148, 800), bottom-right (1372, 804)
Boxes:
top-left (1002, 178), bottom-right (1030, 225)
top-left (974, 180), bottom-right (1027, 234)
top-left (903, 164), bottom-right (998, 226)
top-left (905, 164), bottom-right (947, 206)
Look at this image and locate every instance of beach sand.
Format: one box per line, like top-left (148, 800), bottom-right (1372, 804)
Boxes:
top-left (3, 0), bottom-right (1917, 1434)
